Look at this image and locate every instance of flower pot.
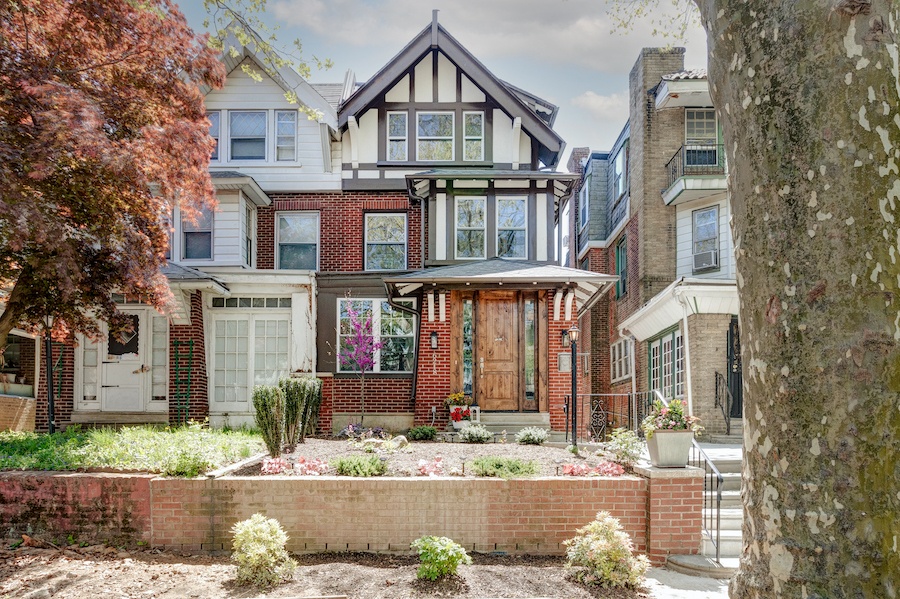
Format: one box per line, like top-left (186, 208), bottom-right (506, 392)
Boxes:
top-left (646, 430), bottom-right (693, 468)
top-left (451, 420), bottom-right (470, 430)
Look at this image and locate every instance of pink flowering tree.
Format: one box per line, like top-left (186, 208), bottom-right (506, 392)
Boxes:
top-left (339, 301), bottom-right (383, 426)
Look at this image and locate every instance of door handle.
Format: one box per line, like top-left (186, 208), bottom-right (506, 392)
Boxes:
top-left (479, 357), bottom-right (484, 375)
top-left (132, 365), bottom-right (149, 374)
top-left (101, 385), bottom-right (120, 388)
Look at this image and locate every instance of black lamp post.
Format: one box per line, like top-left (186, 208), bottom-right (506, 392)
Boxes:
top-left (43, 316), bottom-right (55, 434)
top-left (568, 324), bottom-right (580, 450)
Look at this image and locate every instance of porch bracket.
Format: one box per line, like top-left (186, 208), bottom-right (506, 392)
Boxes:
top-left (564, 290), bottom-right (576, 321)
top-left (553, 289), bottom-right (563, 321)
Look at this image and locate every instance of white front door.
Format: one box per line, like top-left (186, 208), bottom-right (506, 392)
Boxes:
top-left (100, 309), bottom-right (150, 411)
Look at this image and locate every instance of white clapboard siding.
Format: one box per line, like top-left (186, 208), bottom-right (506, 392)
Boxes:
top-left (675, 198), bottom-right (735, 280)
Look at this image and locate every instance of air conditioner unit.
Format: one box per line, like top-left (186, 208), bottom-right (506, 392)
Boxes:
top-left (693, 250), bottom-right (719, 272)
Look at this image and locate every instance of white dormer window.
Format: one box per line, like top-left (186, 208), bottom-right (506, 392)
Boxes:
top-left (208, 112), bottom-right (220, 161)
top-left (276, 110), bottom-right (297, 161)
top-left (230, 111), bottom-right (266, 160)
top-left (182, 205), bottom-right (213, 260)
top-left (387, 112), bottom-right (408, 161)
top-left (417, 112), bottom-right (454, 161)
top-left (463, 112), bottom-right (484, 161)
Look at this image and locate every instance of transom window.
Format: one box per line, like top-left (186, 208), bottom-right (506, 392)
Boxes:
top-left (275, 111), bottom-right (297, 161)
top-left (463, 112), bottom-right (484, 161)
top-left (212, 297), bottom-right (292, 308)
top-left (455, 197), bottom-right (486, 259)
top-left (182, 205), bottom-right (213, 260)
top-left (338, 299), bottom-right (415, 373)
top-left (208, 112), bottom-right (220, 161)
top-left (387, 112), bottom-right (408, 161)
top-left (230, 111), bottom-right (266, 160)
top-left (277, 213), bottom-right (318, 270)
top-left (417, 112), bottom-right (454, 161)
top-left (611, 338), bottom-right (632, 383)
top-left (497, 197), bottom-right (526, 258)
top-left (365, 213), bottom-right (407, 270)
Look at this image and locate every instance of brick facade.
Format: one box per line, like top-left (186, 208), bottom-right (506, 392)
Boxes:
top-left (686, 313), bottom-right (731, 435)
top-left (34, 342), bottom-right (74, 432)
top-left (168, 291), bottom-right (208, 425)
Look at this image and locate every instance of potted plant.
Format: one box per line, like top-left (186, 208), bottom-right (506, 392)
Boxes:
top-left (449, 406), bottom-right (472, 430)
top-left (444, 391), bottom-right (473, 410)
top-left (445, 392), bottom-right (477, 429)
top-left (641, 399), bottom-right (702, 468)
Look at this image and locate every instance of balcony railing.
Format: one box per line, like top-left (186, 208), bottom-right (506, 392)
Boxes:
top-left (664, 144), bottom-right (726, 190)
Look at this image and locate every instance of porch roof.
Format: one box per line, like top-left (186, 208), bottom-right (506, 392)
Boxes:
top-left (405, 169), bottom-right (578, 205)
top-left (383, 258), bottom-right (618, 316)
top-left (162, 263), bottom-right (229, 296)
top-left (618, 277), bottom-right (738, 341)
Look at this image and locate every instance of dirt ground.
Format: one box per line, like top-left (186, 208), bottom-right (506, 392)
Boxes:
top-left (0, 547), bottom-right (651, 599)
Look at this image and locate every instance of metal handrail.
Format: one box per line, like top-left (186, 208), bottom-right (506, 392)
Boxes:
top-left (714, 371), bottom-right (734, 436)
top-left (664, 143), bottom-right (726, 190)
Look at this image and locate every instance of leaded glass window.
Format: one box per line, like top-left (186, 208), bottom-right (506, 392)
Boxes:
top-left (182, 205), bottom-right (213, 260)
top-left (276, 111), bottom-right (297, 161)
top-left (455, 197), bottom-right (485, 259)
top-left (208, 112), bottom-right (220, 160)
top-left (230, 111), bottom-right (266, 160)
top-left (365, 213), bottom-right (407, 270)
top-left (278, 213), bottom-right (318, 270)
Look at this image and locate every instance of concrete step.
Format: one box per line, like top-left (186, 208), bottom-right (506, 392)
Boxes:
top-left (702, 529), bottom-right (743, 558)
top-left (703, 507), bottom-right (743, 530)
top-left (717, 471), bottom-right (742, 493)
top-left (702, 457), bottom-right (743, 475)
top-left (666, 554), bottom-right (738, 579)
top-left (478, 412), bottom-right (551, 426)
top-left (708, 434), bottom-right (743, 444)
top-left (705, 489), bottom-right (742, 510)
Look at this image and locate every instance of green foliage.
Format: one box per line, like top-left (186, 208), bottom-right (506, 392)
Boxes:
top-left (407, 426), bottom-right (437, 441)
top-left (253, 385), bottom-right (285, 458)
top-left (469, 456), bottom-right (538, 479)
top-left (457, 423), bottom-right (493, 444)
top-left (564, 511), bottom-right (649, 588)
top-left (0, 423), bottom-right (262, 476)
top-left (329, 455), bottom-right (386, 477)
top-left (279, 376), bottom-right (323, 451)
top-left (514, 427), bottom-right (549, 445)
top-left (410, 536), bottom-right (472, 581)
top-left (231, 513), bottom-right (297, 588)
top-left (597, 428), bottom-right (644, 469)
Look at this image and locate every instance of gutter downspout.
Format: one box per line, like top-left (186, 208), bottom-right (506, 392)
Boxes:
top-left (673, 282), bottom-right (694, 416)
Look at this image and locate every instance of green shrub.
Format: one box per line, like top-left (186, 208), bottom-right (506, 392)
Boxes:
top-left (410, 535), bottom-right (472, 580)
top-left (457, 423), bottom-right (493, 444)
top-left (470, 456), bottom-right (537, 479)
top-left (280, 377), bottom-right (323, 451)
top-left (253, 385), bottom-right (285, 458)
top-left (514, 426), bottom-right (549, 445)
top-left (231, 513), bottom-right (297, 587)
top-left (597, 428), bottom-right (644, 470)
top-left (407, 426), bottom-right (437, 441)
top-left (330, 454), bottom-right (387, 476)
top-left (564, 511), bottom-right (649, 588)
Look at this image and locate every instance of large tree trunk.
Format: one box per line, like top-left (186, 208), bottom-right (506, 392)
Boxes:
top-left (693, 1), bottom-right (900, 596)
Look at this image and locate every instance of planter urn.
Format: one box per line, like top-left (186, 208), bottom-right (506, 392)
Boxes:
top-left (646, 429), bottom-right (694, 468)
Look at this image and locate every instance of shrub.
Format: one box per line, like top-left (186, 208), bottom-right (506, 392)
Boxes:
top-left (470, 456), bottom-right (537, 479)
top-left (410, 535), bottom-right (472, 580)
top-left (457, 423), bottom-right (493, 444)
top-left (564, 511), bottom-right (649, 588)
top-left (253, 385), bottom-right (285, 458)
top-left (280, 377), bottom-right (322, 450)
top-left (231, 513), bottom-right (297, 587)
top-left (330, 454), bottom-right (387, 476)
top-left (514, 426), bottom-right (549, 445)
top-left (407, 425), bottom-right (437, 441)
top-left (597, 428), bottom-right (644, 470)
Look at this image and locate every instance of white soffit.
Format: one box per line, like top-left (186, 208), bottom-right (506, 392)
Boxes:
top-left (656, 79), bottom-right (712, 110)
top-left (620, 278), bottom-right (738, 341)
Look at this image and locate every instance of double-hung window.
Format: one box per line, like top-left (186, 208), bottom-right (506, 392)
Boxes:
top-left (649, 329), bottom-right (684, 399)
top-left (613, 146), bottom-right (628, 198)
top-left (463, 111), bottom-right (484, 161)
top-left (277, 213), bottom-right (318, 270)
top-left (230, 111), bottom-right (266, 160)
top-left (182, 205), bottom-right (213, 260)
top-left (455, 197), bottom-right (486, 259)
top-left (611, 338), bottom-right (632, 382)
top-left (497, 197), bottom-right (526, 258)
top-left (387, 112), bottom-right (408, 161)
top-left (615, 236), bottom-right (627, 298)
top-left (275, 110), bottom-right (297, 161)
top-left (208, 112), bottom-right (220, 161)
top-left (685, 109), bottom-right (718, 167)
top-left (338, 299), bottom-right (415, 373)
top-left (416, 112), bottom-right (454, 161)
top-left (579, 178), bottom-right (589, 230)
top-left (692, 206), bottom-right (719, 272)
top-left (241, 203), bottom-right (253, 267)
top-left (365, 213), bottom-right (407, 270)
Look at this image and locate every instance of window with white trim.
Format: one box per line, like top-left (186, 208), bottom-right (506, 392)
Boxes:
top-left (365, 213), bottom-right (407, 270)
top-left (613, 145), bottom-right (628, 198)
top-left (497, 197), bottom-right (527, 258)
top-left (230, 111), bottom-right (266, 160)
top-left (692, 206), bottom-right (719, 272)
top-left (685, 108), bottom-right (718, 166)
top-left (277, 212), bottom-right (318, 270)
top-left (463, 111), bottom-right (484, 161)
top-left (611, 338), bottom-right (631, 383)
top-left (275, 110), bottom-right (297, 161)
top-left (387, 112), bottom-right (408, 161)
top-left (455, 197), bottom-right (486, 259)
top-left (182, 205), bottom-right (213, 260)
top-left (208, 112), bottom-right (220, 161)
top-left (579, 178), bottom-right (589, 229)
top-left (337, 299), bottom-right (415, 373)
top-left (416, 112), bottom-right (454, 161)
top-left (241, 202), bottom-right (253, 267)
top-left (649, 329), bottom-right (684, 399)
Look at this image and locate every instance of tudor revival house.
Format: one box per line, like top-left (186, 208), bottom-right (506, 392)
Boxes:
top-left (560, 48), bottom-right (740, 436)
top-left (5, 15), bottom-right (618, 434)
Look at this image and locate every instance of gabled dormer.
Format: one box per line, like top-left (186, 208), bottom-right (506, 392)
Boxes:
top-left (337, 12), bottom-right (566, 191)
top-left (204, 34), bottom-right (340, 192)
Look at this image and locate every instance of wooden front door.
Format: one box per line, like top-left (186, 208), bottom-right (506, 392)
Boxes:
top-left (476, 291), bottom-right (520, 411)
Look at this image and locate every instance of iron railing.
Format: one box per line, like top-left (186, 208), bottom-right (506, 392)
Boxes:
top-left (664, 144), bottom-right (726, 190)
top-left (714, 371), bottom-right (734, 436)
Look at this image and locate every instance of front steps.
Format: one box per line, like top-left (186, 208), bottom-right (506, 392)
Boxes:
top-left (707, 418), bottom-right (743, 444)
top-left (445, 412), bottom-right (567, 442)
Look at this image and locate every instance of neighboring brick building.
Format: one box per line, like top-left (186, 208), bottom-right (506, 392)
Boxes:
top-left (560, 48), bottom-right (740, 437)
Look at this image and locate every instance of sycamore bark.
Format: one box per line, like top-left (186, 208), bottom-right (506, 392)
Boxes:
top-left (691, 1), bottom-right (900, 596)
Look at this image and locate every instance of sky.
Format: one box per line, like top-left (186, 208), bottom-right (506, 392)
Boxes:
top-left (177, 0), bottom-right (707, 170)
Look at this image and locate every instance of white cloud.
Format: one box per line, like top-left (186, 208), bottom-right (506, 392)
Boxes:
top-left (573, 91), bottom-right (628, 122)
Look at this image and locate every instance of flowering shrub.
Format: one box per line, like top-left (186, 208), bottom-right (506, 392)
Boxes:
top-left (231, 513), bottom-right (297, 588)
top-left (596, 428), bottom-right (644, 470)
top-left (458, 423), bottom-right (493, 444)
top-left (515, 427), bottom-right (549, 445)
top-left (561, 461), bottom-right (625, 477)
top-left (449, 407), bottom-right (471, 422)
top-left (417, 456), bottom-right (443, 476)
top-left (564, 511), bottom-right (649, 588)
top-left (641, 399), bottom-right (702, 439)
top-left (261, 457), bottom-right (290, 475)
top-left (294, 457), bottom-right (329, 476)
top-left (411, 535), bottom-right (472, 580)
top-left (443, 392), bottom-right (474, 407)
